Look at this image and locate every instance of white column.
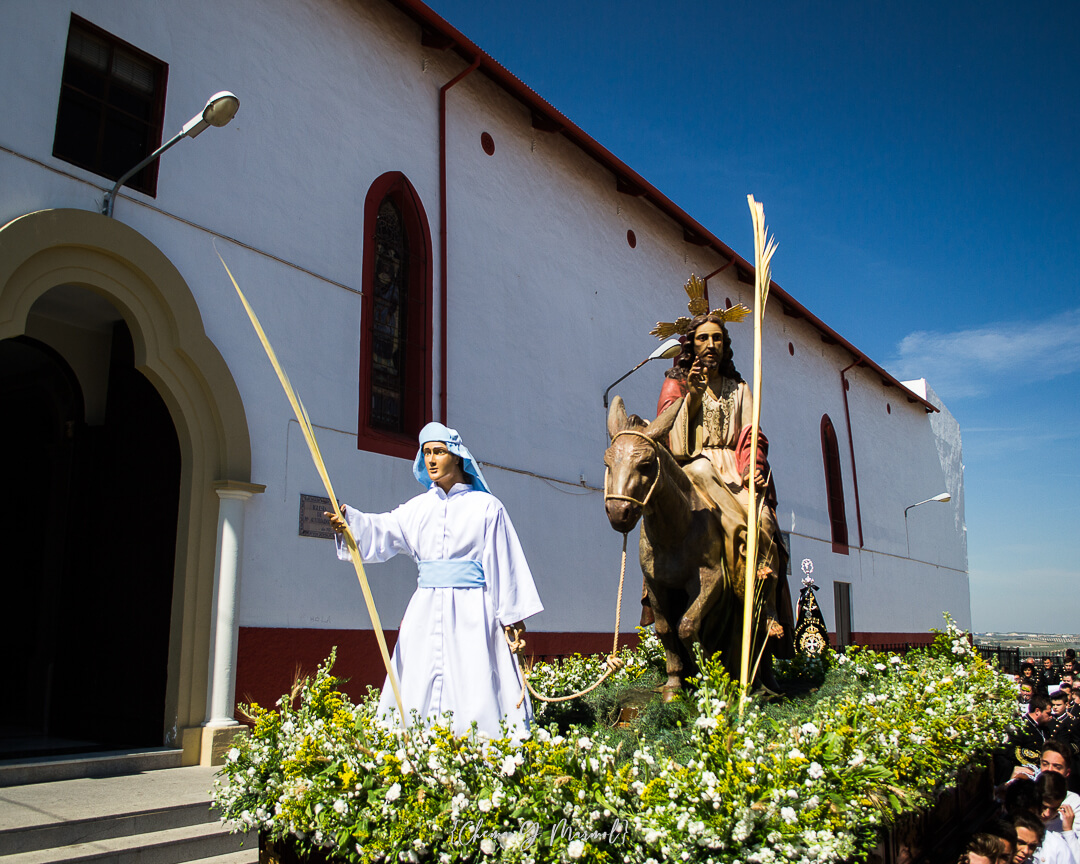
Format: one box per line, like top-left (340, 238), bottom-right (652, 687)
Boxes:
top-left (205, 480), bottom-right (264, 727)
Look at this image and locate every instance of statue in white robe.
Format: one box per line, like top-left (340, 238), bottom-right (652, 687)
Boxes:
top-left (331, 423), bottom-right (543, 737)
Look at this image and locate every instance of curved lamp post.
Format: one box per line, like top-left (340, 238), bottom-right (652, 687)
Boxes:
top-left (904, 492), bottom-right (951, 557)
top-left (603, 338), bottom-right (682, 409)
top-left (103, 90), bottom-right (240, 217)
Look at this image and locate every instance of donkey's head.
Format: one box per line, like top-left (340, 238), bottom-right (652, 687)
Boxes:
top-left (603, 395), bottom-right (682, 534)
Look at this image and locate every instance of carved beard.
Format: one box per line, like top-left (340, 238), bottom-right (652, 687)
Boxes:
top-left (698, 349), bottom-right (720, 370)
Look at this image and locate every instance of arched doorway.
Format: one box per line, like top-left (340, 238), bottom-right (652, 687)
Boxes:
top-left (0, 209), bottom-right (254, 761)
top-left (0, 308), bottom-right (180, 756)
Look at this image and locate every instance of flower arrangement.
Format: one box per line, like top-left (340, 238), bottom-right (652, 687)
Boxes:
top-left (213, 616), bottom-right (1016, 864)
top-left (525, 628), bottom-right (667, 717)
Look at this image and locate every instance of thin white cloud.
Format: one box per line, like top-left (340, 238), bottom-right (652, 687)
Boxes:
top-left (890, 308), bottom-right (1080, 399)
top-left (961, 426), bottom-right (1079, 459)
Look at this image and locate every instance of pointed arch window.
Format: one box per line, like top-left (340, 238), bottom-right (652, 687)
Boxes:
top-left (358, 172), bottom-right (433, 458)
top-left (820, 415), bottom-right (849, 553)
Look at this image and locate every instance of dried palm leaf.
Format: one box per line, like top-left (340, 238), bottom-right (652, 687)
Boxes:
top-left (218, 253), bottom-right (407, 730)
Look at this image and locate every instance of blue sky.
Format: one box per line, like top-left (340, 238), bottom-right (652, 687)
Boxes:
top-left (424, 0), bottom-right (1080, 633)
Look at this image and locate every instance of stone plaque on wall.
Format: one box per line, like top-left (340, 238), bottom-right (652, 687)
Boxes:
top-left (299, 493), bottom-right (339, 539)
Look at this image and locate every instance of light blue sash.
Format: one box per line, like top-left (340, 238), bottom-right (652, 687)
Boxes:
top-left (417, 559), bottom-right (485, 588)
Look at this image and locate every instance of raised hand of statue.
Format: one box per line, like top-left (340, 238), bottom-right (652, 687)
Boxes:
top-left (324, 511), bottom-right (348, 534)
top-left (687, 358), bottom-right (708, 397)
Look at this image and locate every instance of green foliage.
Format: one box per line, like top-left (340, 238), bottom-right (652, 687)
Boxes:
top-left (771, 653), bottom-right (830, 693)
top-left (214, 616), bottom-right (1016, 864)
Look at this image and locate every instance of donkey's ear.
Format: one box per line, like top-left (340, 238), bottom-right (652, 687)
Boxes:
top-left (607, 395), bottom-right (630, 440)
top-left (644, 396), bottom-right (683, 441)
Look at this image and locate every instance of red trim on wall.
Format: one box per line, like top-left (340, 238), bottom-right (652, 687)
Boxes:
top-left (357, 172), bottom-right (434, 459)
top-left (838, 360), bottom-right (865, 547)
top-left (235, 627), bottom-right (639, 720)
top-left (820, 415), bottom-right (850, 554)
top-left (831, 632), bottom-right (936, 650)
top-left (438, 58), bottom-right (480, 424)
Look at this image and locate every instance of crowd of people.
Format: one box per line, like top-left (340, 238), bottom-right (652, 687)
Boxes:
top-left (959, 651), bottom-right (1080, 863)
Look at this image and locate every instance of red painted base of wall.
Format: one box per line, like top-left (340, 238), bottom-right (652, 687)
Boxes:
top-left (234, 627), bottom-right (935, 722)
top-left (836, 632), bottom-right (936, 650)
top-left (234, 627), bottom-right (639, 721)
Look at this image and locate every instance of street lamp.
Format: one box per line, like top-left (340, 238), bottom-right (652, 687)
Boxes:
top-left (102, 90), bottom-right (240, 217)
top-left (904, 492), bottom-right (951, 557)
top-left (603, 338), bottom-right (682, 409)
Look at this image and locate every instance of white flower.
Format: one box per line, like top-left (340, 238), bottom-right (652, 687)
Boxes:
top-left (696, 716), bottom-right (719, 729)
top-left (480, 838), bottom-right (495, 855)
top-left (800, 722), bottom-right (819, 736)
top-left (386, 783), bottom-right (401, 802)
top-left (227, 747), bottom-right (240, 762)
top-left (808, 762), bottom-right (824, 779)
top-left (500, 756), bottom-right (517, 776)
top-left (781, 806), bottom-right (797, 823)
top-left (889, 656), bottom-right (901, 665)
top-left (787, 747), bottom-right (805, 760)
top-left (499, 832), bottom-right (528, 852)
top-left (578, 736), bottom-right (593, 749)
top-left (333, 798), bottom-right (347, 814)
top-left (567, 840), bottom-right (585, 859)
top-left (874, 663), bottom-right (886, 671)
top-left (478, 798), bottom-right (492, 813)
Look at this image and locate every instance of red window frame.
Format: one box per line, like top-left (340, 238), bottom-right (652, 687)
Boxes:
top-left (357, 172), bottom-right (433, 459)
top-left (820, 415), bottom-right (849, 554)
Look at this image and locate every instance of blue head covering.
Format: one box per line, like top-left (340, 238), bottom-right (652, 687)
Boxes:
top-left (413, 422), bottom-right (491, 493)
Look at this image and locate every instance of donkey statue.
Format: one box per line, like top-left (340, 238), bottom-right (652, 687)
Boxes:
top-left (604, 395), bottom-right (744, 698)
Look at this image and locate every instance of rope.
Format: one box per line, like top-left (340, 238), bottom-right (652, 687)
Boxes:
top-left (511, 534), bottom-right (630, 707)
top-left (612, 534), bottom-right (627, 659)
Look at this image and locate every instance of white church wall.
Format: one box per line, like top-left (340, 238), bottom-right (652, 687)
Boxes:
top-left (0, 0), bottom-right (969, 642)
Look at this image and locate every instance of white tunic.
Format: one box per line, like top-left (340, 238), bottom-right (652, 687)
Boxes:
top-left (1035, 831), bottom-right (1079, 864)
top-left (336, 482), bottom-right (543, 737)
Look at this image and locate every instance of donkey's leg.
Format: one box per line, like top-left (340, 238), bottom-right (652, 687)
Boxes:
top-left (676, 518), bottom-right (730, 684)
top-left (645, 580), bottom-right (684, 699)
top-left (679, 561), bottom-right (726, 653)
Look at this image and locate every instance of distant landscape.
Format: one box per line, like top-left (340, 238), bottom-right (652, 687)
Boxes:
top-left (975, 633), bottom-right (1079, 652)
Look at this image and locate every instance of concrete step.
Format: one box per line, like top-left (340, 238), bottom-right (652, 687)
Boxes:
top-left (187, 851), bottom-right (258, 864)
top-left (0, 802), bottom-right (216, 856)
top-left (0, 751), bottom-right (183, 788)
top-left (0, 820), bottom-right (257, 864)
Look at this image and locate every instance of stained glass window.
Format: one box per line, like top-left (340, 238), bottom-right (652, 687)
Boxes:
top-left (820, 415), bottom-right (849, 549)
top-left (369, 198), bottom-right (409, 432)
top-left (358, 172), bottom-right (431, 458)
